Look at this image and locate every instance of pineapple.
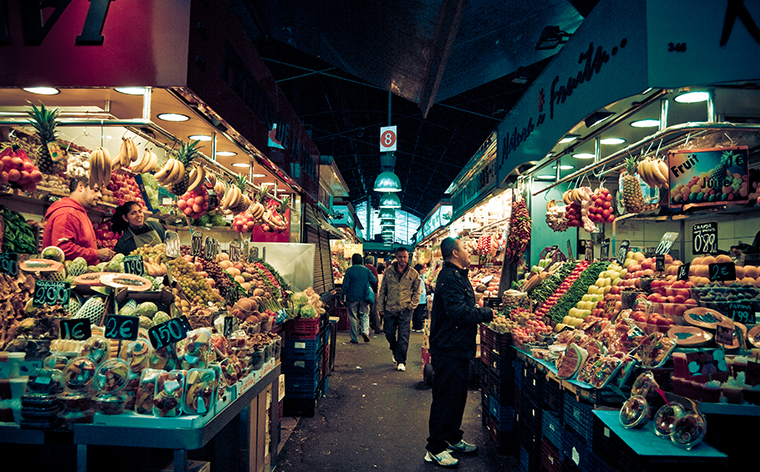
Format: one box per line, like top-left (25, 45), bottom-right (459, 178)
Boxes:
top-left (707, 150), bottom-right (732, 187)
top-left (27, 102), bottom-right (64, 174)
top-left (171, 140), bottom-right (202, 196)
top-left (231, 174), bottom-right (249, 212)
top-left (623, 156), bottom-right (644, 214)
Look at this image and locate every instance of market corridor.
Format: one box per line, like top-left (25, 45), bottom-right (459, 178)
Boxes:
top-left (274, 331), bottom-right (520, 472)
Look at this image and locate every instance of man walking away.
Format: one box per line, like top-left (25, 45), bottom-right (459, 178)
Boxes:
top-left (412, 263), bottom-right (427, 332)
top-left (425, 237), bottom-right (494, 468)
top-left (377, 247), bottom-right (420, 372)
top-left (364, 255), bottom-right (382, 334)
top-left (340, 253), bottom-right (376, 343)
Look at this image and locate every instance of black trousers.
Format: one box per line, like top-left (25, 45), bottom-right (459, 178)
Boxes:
top-left (427, 355), bottom-right (470, 454)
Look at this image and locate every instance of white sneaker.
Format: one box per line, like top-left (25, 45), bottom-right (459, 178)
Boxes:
top-left (397, 363), bottom-right (406, 371)
top-left (424, 450), bottom-right (458, 468)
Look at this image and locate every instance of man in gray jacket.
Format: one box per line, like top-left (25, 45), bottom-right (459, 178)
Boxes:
top-left (377, 246), bottom-right (420, 372)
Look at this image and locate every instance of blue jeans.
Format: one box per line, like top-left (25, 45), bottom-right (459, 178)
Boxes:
top-left (384, 308), bottom-right (412, 363)
top-left (347, 301), bottom-right (370, 342)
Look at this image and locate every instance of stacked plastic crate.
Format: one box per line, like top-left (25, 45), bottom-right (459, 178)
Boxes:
top-left (540, 375), bottom-right (564, 472)
top-left (281, 315), bottom-right (329, 418)
top-left (479, 324), bottom-right (517, 455)
top-left (516, 361), bottom-right (543, 472)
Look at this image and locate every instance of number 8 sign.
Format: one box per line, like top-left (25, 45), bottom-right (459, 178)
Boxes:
top-left (380, 126), bottom-right (397, 152)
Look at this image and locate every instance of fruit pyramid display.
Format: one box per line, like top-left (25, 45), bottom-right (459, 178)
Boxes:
top-left (26, 102), bottom-right (65, 175)
top-left (622, 156), bottom-right (645, 213)
top-left (171, 140), bottom-right (202, 196)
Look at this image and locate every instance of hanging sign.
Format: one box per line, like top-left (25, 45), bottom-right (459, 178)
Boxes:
top-left (380, 126), bottom-right (397, 152)
top-left (693, 222), bottom-right (718, 255)
top-left (668, 146), bottom-right (749, 208)
top-left (617, 240), bottom-right (630, 265)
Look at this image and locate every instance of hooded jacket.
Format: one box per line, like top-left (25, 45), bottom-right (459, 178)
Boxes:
top-left (43, 197), bottom-right (99, 265)
top-left (429, 261), bottom-right (493, 359)
top-left (378, 262), bottom-right (420, 314)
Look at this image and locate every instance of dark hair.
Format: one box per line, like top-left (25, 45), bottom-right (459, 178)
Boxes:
top-left (441, 237), bottom-right (458, 260)
top-left (69, 176), bottom-right (88, 193)
top-left (395, 246), bottom-right (408, 254)
top-left (111, 201), bottom-right (142, 233)
top-left (351, 253), bottom-right (363, 265)
top-left (414, 263), bottom-right (423, 272)
top-left (377, 263), bottom-right (385, 274)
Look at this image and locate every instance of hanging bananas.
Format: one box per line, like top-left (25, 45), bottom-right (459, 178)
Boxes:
top-left (130, 148), bottom-right (158, 174)
top-left (154, 157), bottom-right (185, 186)
top-left (186, 165), bottom-right (206, 193)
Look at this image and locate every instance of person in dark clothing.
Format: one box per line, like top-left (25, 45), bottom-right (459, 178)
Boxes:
top-left (425, 237), bottom-right (494, 468)
top-left (365, 255), bottom-right (383, 334)
top-left (412, 263), bottom-right (428, 331)
top-left (341, 253), bottom-right (377, 343)
top-left (112, 201), bottom-right (166, 255)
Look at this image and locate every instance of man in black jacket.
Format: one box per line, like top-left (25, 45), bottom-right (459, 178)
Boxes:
top-left (425, 237), bottom-right (494, 468)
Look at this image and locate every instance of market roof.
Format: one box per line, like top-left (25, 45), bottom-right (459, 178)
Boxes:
top-left (237, 0), bottom-right (601, 218)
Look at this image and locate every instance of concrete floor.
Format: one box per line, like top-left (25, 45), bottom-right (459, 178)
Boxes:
top-left (274, 331), bottom-right (520, 472)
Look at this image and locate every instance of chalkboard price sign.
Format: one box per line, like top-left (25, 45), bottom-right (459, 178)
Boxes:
top-left (148, 316), bottom-right (190, 350)
top-left (223, 315), bottom-right (238, 337)
top-left (0, 253), bottom-right (18, 277)
top-left (600, 239), bottom-right (610, 260)
top-left (655, 254), bottom-right (665, 272)
top-left (59, 318), bottom-right (91, 340)
top-left (191, 232), bottom-right (203, 257)
top-left (728, 302), bottom-right (756, 324)
top-left (229, 240), bottom-right (240, 263)
top-left (33, 281), bottom-right (71, 307)
top-left (225, 285), bottom-right (240, 307)
top-left (566, 240), bottom-right (574, 261)
top-left (618, 240), bottom-right (630, 265)
top-left (123, 255), bottom-right (145, 276)
top-left (103, 314), bottom-right (139, 341)
top-left (678, 263), bottom-right (690, 281)
top-left (708, 262), bottom-right (736, 282)
top-left (693, 222), bottom-right (718, 255)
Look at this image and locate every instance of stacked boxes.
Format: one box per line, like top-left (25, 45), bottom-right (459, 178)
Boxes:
top-left (281, 316), bottom-right (329, 418)
top-left (479, 325), bottom-right (517, 454)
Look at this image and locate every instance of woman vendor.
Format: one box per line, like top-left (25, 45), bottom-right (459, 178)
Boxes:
top-left (112, 201), bottom-right (166, 255)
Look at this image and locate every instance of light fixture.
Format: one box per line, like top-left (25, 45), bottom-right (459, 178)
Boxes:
top-left (261, 182), bottom-right (275, 186)
top-left (216, 151), bottom-right (237, 157)
top-left (115, 87), bottom-right (148, 95)
top-left (675, 91), bottom-right (709, 103)
top-left (231, 162), bottom-right (249, 168)
top-left (157, 113), bottom-right (190, 122)
top-left (573, 153), bottom-right (596, 160)
top-left (23, 87), bottom-right (60, 95)
top-left (600, 137), bottom-right (626, 145)
top-left (189, 134), bottom-right (213, 141)
top-left (630, 119), bottom-right (660, 128)
top-left (379, 209), bottom-right (395, 219)
top-left (559, 135), bottom-right (579, 144)
top-left (373, 171), bottom-right (402, 192)
top-left (381, 219), bottom-right (394, 226)
top-left (379, 193), bottom-right (401, 209)
top-left (534, 175), bottom-right (556, 181)
top-left (584, 110), bottom-right (614, 128)
top-left (250, 173), bottom-right (266, 178)
top-left (536, 26), bottom-right (571, 50)
top-left (276, 189), bottom-right (288, 192)
top-left (552, 164), bottom-right (575, 170)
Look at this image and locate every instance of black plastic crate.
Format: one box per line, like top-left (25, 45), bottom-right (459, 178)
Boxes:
top-left (542, 409), bottom-right (563, 448)
top-left (485, 416), bottom-right (517, 455)
top-left (561, 427), bottom-right (595, 472)
top-left (489, 397), bottom-right (515, 432)
top-left (282, 397), bottom-right (318, 418)
top-left (519, 425), bottom-right (541, 472)
top-left (563, 393), bottom-right (595, 444)
top-left (540, 437), bottom-right (563, 472)
top-left (489, 349), bottom-right (503, 376)
top-left (486, 368), bottom-right (517, 407)
top-left (522, 363), bottom-right (544, 400)
top-left (518, 391), bottom-right (543, 435)
top-left (542, 376), bottom-right (564, 413)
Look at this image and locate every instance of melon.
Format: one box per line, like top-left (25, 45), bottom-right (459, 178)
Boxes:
top-left (557, 344), bottom-right (588, 380)
top-left (153, 311), bottom-right (170, 324)
top-left (741, 277), bottom-right (755, 286)
top-left (702, 255), bottom-right (717, 265)
top-left (735, 266), bottom-right (745, 279)
top-left (716, 254), bottom-right (732, 264)
top-left (137, 302), bottom-right (159, 319)
top-left (41, 246), bottom-right (65, 263)
top-left (692, 257), bottom-right (704, 265)
top-left (745, 266), bottom-right (759, 278)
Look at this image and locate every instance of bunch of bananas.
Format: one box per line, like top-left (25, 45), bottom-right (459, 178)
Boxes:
top-left (88, 147), bottom-right (112, 188)
top-left (129, 148), bottom-right (158, 174)
top-left (186, 165), bottom-right (206, 194)
top-left (220, 183), bottom-right (249, 211)
top-left (154, 157), bottom-right (186, 186)
top-left (637, 157), bottom-right (669, 188)
top-left (111, 137), bottom-right (139, 171)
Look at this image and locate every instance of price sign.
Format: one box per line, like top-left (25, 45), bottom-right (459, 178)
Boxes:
top-left (566, 240), bottom-right (574, 260)
top-left (581, 240), bottom-right (593, 261)
top-left (600, 239), bottom-right (610, 260)
top-left (693, 222), bottom-right (717, 255)
top-left (708, 262), bottom-right (736, 282)
top-left (33, 281), bottom-right (71, 307)
top-left (604, 298), bottom-right (617, 317)
top-left (123, 255), bottom-right (145, 276)
top-left (102, 314), bottom-right (139, 341)
top-left (716, 322), bottom-right (735, 346)
top-left (655, 232), bottom-right (679, 255)
top-left (225, 285), bottom-right (240, 307)
top-left (223, 315), bottom-right (238, 337)
top-left (617, 240), bottom-right (630, 265)
top-left (655, 254), bottom-right (665, 272)
top-left (191, 232), bottom-right (203, 257)
top-left (148, 316), bottom-right (190, 350)
top-left (678, 263), bottom-right (690, 281)
top-left (250, 246), bottom-right (259, 262)
top-left (165, 230), bottom-right (181, 258)
top-left (229, 240), bottom-right (240, 263)
top-left (0, 253), bottom-right (18, 277)
top-left (728, 302), bottom-right (756, 324)
top-left (204, 237), bottom-right (219, 261)
top-left (59, 318), bottom-right (91, 340)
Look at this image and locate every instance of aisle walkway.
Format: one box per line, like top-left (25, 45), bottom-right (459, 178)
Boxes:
top-left (274, 331), bottom-right (520, 472)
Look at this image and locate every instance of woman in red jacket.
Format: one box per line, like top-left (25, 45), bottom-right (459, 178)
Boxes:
top-left (43, 177), bottom-right (115, 265)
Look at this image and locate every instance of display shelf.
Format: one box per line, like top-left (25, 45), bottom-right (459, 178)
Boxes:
top-left (593, 410), bottom-right (726, 460)
top-left (698, 401), bottom-right (760, 416)
top-left (0, 423), bottom-right (49, 444)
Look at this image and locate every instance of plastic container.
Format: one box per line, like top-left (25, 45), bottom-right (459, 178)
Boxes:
top-left (152, 370), bottom-right (186, 417)
top-left (80, 336), bottom-right (110, 365)
top-left (671, 412), bottom-right (706, 450)
top-left (180, 329), bottom-right (212, 370)
top-left (62, 357), bottom-right (99, 393)
top-left (93, 392), bottom-right (128, 415)
top-left (135, 369), bottom-right (161, 415)
top-left (183, 368), bottom-right (217, 415)
top-left (126, 339), bottom-right (152, 373)
top-left (653, 403), bottom-right (684, 438)
top-left (149, 345), bottom-right (177, 371)
top-left (0, 352), bottom-right (26, 378)
top-left (93, 358), bottom-right (131, 395)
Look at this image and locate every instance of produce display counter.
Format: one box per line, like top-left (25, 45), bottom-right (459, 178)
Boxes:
top-left (72, 364), bottom-right (280, 472)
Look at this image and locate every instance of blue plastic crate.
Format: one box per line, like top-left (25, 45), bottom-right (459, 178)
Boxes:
top-left (542, 409), bottom-right (563, 448)
top-left (563, 393), bottom-right (595, 444)
top-left (561, 427), bottom-right (594, 472)
top-left (489, 398), bottom-right (515, 432)
top-left (284, 338), bottom-right (320, 352)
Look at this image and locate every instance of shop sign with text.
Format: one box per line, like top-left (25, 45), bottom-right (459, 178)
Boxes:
top-left (668, 146), bottom-right (748, 208)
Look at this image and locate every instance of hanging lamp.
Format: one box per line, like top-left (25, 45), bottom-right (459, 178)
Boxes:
top-left (373, 171), bottom-right (402, 192)
top-left (379, 208), bottom-right (395, 219)
top-left (379, 193), bottom-right (401, 209)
